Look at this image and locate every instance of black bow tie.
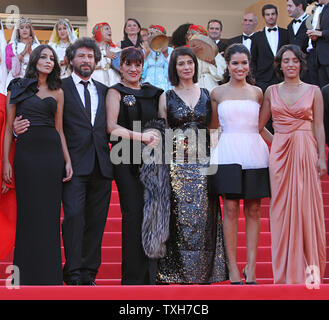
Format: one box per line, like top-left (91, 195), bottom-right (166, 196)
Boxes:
top-left (293, 19), bottom-right (302, 23)
top-left (315, 3), bottom-right (324, 7)
top-left (268, 27), bottom-right (278, 32)
top-left (243, 35), bottom-right (252, 40)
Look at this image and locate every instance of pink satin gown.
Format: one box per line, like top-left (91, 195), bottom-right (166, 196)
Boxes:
top-left (269, 84), bottom-right (326, 284)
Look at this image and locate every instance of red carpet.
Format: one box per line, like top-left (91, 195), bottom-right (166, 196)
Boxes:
top-left (0, 164), bottom-right (329, 300)
top-left (0, 284), bottom-right (328, 300)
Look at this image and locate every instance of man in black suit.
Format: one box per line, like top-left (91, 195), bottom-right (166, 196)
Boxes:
top-left (207, 19), bottom-right (228, 55)
top-left (287, 0), bottom-right (309, 52)
top-left (307, 0), bottom-right (329, 87)
top-left (60, 38), bottom-right (113, 285)
top-left (227, 12), bottom-right (258, 51)
top-left (251, 4), bottom-right (289, 133)
top-left (287, 0), bottom-right (314, 83)
top-left (251, 4), bottom-right (289, 93)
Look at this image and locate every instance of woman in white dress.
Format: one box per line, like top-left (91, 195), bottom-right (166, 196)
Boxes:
top-left (92, 22), bottom-right (121, 87)
top-left (5, 17), bottom-right (39, 94)
top-left (48, 18), bottom-right (77, 79)
top-left (209, 44), bottom-right (271, 285)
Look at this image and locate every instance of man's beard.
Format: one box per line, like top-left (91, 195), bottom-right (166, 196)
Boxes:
top-left (74, 63), bottom-right (95, 77)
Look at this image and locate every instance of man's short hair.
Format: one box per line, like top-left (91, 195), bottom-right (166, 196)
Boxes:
top-left (262, 4), bottom-right (278, 16)
top-left (207, 19), bottom-right (223, 31)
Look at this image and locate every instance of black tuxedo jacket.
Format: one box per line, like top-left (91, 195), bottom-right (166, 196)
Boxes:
top-left (322, 84), bottom-right (329, 146)
top-left (227, 35), bottom-right (243, 47)
top-left (216, 40), bottom-right (228, 54)
top-left (251, 27), bottom-right (289, 83)
top-left (226, 34), bottom-right (254, 47)
top-left (287, 18), bottom-right (309, 53)
top-left (62, 76), bottom-right (113, 179)
top-left (317, 4), bottom-right (329, 66)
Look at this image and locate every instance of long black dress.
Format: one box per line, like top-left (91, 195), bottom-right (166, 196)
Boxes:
top-left (110, 82), bottom-right (163, 285)
top-left (8, 78), bottom-right (64, 285)
top-left (157, 88), bottom-right (228, 284)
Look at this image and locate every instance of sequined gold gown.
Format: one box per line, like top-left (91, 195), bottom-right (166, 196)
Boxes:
top-left (157, 88), bottom-right (228, 284)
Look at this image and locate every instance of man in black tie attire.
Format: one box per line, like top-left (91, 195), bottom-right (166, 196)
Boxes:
top-left (251, 4), bottom-right (289, 93)
top-left (307, 0), bottom-right (329, 87)
top-left (207, 19), bottom-right (228, 55)
top-left (59, 38), bottom-right (113, 285)
top-left (287, 0), bottom-right (314, 83)
top-left (227, 12), bottom-right (258, 51)
top-left (287, 0), bottom-right (309, 53)
top-left (251, 4), bottom-right (289, 132)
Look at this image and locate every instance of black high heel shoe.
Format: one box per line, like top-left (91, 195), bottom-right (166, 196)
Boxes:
top-left (229, 274), bottom-right (244, 285)
top-left (242, 268), bottom-right (258, 285)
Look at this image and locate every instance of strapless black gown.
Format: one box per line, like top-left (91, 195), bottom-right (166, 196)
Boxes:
top-left (8, 78), bottom-right (64, 285)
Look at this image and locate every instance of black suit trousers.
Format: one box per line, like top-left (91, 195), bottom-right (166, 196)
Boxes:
top-left (62, 156), bottom-right (112, 283)
top-left (114, 164), bottom-right (157, 285)
top-left (304, 49), bottom-right (320, 86)
top-left (319, 65), bottom-right (329, 88)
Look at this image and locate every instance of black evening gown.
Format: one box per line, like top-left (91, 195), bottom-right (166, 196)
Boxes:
top-left (110, 82), bottom-right (163, 285)
top-left (157, 88), bottom-right (228, 284)
top-left (8, 78), bottom-right (64, 285)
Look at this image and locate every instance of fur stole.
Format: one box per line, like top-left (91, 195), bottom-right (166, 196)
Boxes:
top-left (140, 118), bottom-right (171, 258)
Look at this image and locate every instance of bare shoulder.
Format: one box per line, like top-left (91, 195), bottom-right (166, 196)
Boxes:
top-left (53, 88), bottom-right (64, 101)
top-left (264, 84), bottom-right (276, 98)
top-left (159, 91), bottom-right (167, 103)
top-left (251, 85), bottom-right (263, 103)
top-left (312, 84), bottom-right (324, 101)
top-left (251, 85), bottom-right (263, 96)
top-left (107, 87), bottom-right (121, 99)
top-left (211, 84), bottom-right (227, 101)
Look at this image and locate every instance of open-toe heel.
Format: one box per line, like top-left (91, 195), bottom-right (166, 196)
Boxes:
top-left (242, 268), bottom-right (258, 285)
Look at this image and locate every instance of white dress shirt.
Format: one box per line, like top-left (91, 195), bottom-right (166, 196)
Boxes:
top-left (292, 13), bottom-right (308, 35)
top-left (242, 33), bottom-right (254, 51)
top-left (265, 25), bottom-right (279, 56)
top-left (71, 72), bottom-right (99, 126)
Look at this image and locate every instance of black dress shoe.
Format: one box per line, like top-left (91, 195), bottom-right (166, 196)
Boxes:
top-left (65, 279), bottom-right (81, 285)
top-left (81, 280), bottom-right (97, 286)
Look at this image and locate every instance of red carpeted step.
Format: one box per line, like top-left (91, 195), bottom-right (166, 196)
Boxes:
top-left (1, 176), bottom-right (329, 287)
top-left (237, 247), bottom-right (272, 262)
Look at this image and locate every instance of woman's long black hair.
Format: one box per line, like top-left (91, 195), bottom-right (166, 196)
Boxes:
top-left (25, 44), bottom-right (62, 90)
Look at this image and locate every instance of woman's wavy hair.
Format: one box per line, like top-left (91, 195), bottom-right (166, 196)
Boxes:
top-left (274, 44), bottom-right (307, 80)
top-left (222, 43), bottom-right (255, 85)
top-left (25, 44), bottom-right (61, 90)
